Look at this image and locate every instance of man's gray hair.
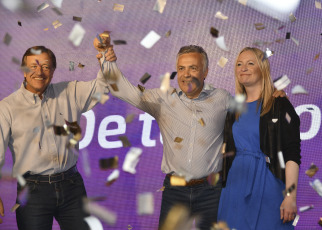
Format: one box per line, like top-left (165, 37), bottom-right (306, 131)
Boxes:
top-left (176, 45), bottom-right (209, 72)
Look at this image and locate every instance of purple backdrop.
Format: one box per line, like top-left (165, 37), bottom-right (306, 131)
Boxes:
top-left (0, 0), bottom-right (322, 229)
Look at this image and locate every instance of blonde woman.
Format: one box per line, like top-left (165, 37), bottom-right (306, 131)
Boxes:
top-left (218, 47), bottom-right (301, 230)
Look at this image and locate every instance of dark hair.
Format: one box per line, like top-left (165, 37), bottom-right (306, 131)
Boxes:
top-left (21, 46), bottom-right (56, 70)
top-left (176, 45), bottom-right (209, 71)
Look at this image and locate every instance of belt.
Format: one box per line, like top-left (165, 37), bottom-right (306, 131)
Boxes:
top-left (167, 172), bottom-right (222, 186)
top-left (23, 165), bottom-right (78, 184)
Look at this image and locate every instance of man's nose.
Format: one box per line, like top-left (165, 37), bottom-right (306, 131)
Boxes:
top-left (35, 66), bottom-right (43, 75)
top-left (184, 69), bottom-right (191, 77)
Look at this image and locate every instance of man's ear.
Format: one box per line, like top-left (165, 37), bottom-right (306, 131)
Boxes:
top-left (204, 68), bottom-right (209, 80)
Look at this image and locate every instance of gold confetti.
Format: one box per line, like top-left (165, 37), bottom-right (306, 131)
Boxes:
top-left (319, 217), bottom-right (322, 226)
top-left (174, 137), bottom-right (183, 143)
top-left (212, 221), bottom-right (230, 230)
top-left (99, 156), bottom-right (119, 170)
top-left (78, 63), bottom-right (85, 68)
top-left (119, 135), bottom-right (131, 147)
top-left (156, 186), bottom-right (165, 192)
top-left (170, 175), bottom-right (186, 186)
top-left (275, 38), bottom-right (285, 43)
top-left (314, 53), bottom-right (320, 60)
top-left (217, 56), bottom-right (228, 68)
top-left (238, 0), bottom-right (247, 6)
top-left (160, 204), bottom-right (191, 230)
top-left (44, 28), bottom-right (49, 31)
top-left (254, 23), bottom-right (265, 30)
top-left (73, 16), bottom-right (82, 22)
top-left (165, 30), bottom-right (171, 38)
top-left (305, 163), bottom-right (318, 177)
top-left (125, 114), bottom-right (135, 123)
top-left (113, 3), bottom-right (124, 12)
top-left (198, 118), bottom-right (205, 126)
top-left (128, 225), bottom-right (133, 230)
top-left (110, 83), bottom-right (119, 91)
top-left (171, 88), bottom-right (176, 95)
top-left (221, 143), bottom-right (226, 154)
top-left (37, 2), bottom-right (49, 12)
top-left (10, 203), bottom-right (20, 212)
top-left (207, 172), bottom-right (220, 186)
top-left (315, 1), bottom-right (322, 9)
top-left (138, 84), bottom-right (145, 92)
top-left (52, 20), bottom-right (62, 29)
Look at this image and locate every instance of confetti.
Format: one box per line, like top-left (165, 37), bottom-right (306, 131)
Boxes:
top-left (68, 23), bottom-right (86, 47)
top-left (272, 118), bottom-right (278, 123)
top-left (215, 11), bottom-right (228, 20)
top-left (78, 63), bottom-right (85, 68)
top-left (289, 13), bottom-right (296, 22)
top-left (3, 33), bottom-right (12, 46)
top-left (159, 204), bottom-right (191, 230)
top-left (10, 203), bottom-right (20, 212)
top-left (92, 92), bottom-right (110, 104)
top-left (156, 186), bottom-right (165, 192)
top-left (66, 61), bottom-right (74, 72)
top-left (315, 1), bottom-right (322, 9)
top-left (125, 114), bottom-right (135, 123)
top-left (18, 21), bottom-right (22, 26)
top-left (264, 48), bottom-right (274, 59)
top-left (212, 221), bottom-right (230, 230)
top-left (275, 38), bottom-right (285, 43)
top-left (51, 0), bottom-right (63, 8)
top-left (84, 216), bottom-right (104, 230)
top-left (210, 27), bottom-right (219, 38)
top-left (81, 149), bottom-right (91, 177)
top-left (83, 199), bottom-right (117, 225)
top-left (113, 40), bottom-right (127, 45)
top-left (140, 73), bottom-right (151, 84)
top-left (217, 56), bottom-right (228, 68)
top-left (30, 48), bottom-right (42, 55)
top-left (238, 0), bottom-right (247, 6)
top-left (128, 225), bottom-right (133, 230)
top-left (198, 118), bottom-right (205, 126)
top-left (12, 57), bottom-right (20, 65)
top-left (52, 7), bottom-right (63, 15)
top-left (273, 75), bottom-right (290, 91)
top-left (43, 28), bottom-right (49, 31)
top-left (99, 156), bottom-right (119, 170)
top-left (138, 84), bottom-right (145, 92)
top-left (207, 172), bottom-right (220, 186)
top-left (73, 16), bottom-right (82, 22)
top-left (314, 53), bottom-right (320, 60)
top-left (171, 88), bottom-right (177, 95)
top-left (283, 183), bottom-right (295, 197)
top-left (1, 0), bottom-right (23, 12)
top-left (291, 37), bottom-right (299, 46)
top-left (174, 137), bottom-right (183, 143)
top-left (137, 192), bottom-right (154, 215)
top-left (118, 135), bottom-right (131, 147)
top-left (113, 3), bottom-right (124, 12)
top-left (106, 169), bottom-right (120, 186)
top-left (254, 23), bottom-right (265, 30)
top-left (221, 143), bottom-right (226, 154)
top-left (37, 2), bottom-right (49, 12)
top-left (286, 32), bottom-right (291, 39)
top-left (291, 85), bottom-right (308, 95)
top-left (170, 72), bottom-right (177, 80)
top-left (292, 214), bottom-right (299, 226)
top-left (153, 0), bottom-right (167, 14)
top-left (165, 30), bottom-right (171, 38)
top-left (299, 205), bottom-right (314, 212)
top-left (215, 36), bottom-right (229, 51)
top-left (228, 94), bottom-right (247, 113)
top-left (170, 175), bottom-right (186, 186)
top-left (140, 30), bottom-right (161, 49)
top-left (110, 84), bottom-right (119, 91)
top-left (310, 179), bottom-right (322, 196)
top-left (285, 112), bottom-right (291, 123)
top-left (160, 72), bottom-right (170, 93)
top-left (52, 20), bottom-right (62, 29)
top-left (319, 217), bottom-right (322, 226)
top-left (122, 147), bottom-right (143, 174)
top-left (278, 151), bottom-right (285, 169)
top-left (305, 163), bottom-right (318, 177)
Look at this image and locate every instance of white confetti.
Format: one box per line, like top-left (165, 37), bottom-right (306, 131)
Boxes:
top-left (51, 0), bottom-right (63, 8)
top-left (285, 112), bottom-right (291, 123)
top-left (37, 3), bottom-right (49, 12)
top-left (215, 36), bottom-right (229, 52)
top-left (217, 56), bottom-right (228, 68)
top-left (291, 85), bottom-right (308, 95)
top-left (83, 200), bottom-right (117, 225)
top-left (140, 30), bottom-right (161, 49)
top-left (84, 216), bottom-right (103, 230)
top-left (315, 1), bottom-right (322, 9)
top-left (215, 11), bottom-right (228, 20)
top-left (122, 147), bottom-right (142, 174)
top-left (310, 179), bottom-right (322, 196)
top-left (299, 205), bottom-right (314, 212)
top-left (291, 37), bottom-right (299, 46)
top-left (273, 75), bottom-right (290, 91)
top-left (292, 214), bottom-right (300, 226)
top-left (68, 23), bottom-right (86, 47)
top-left (160, 72), bottom-right (170, 93)
top-left (82, 149), bottom-right (91, 177)
top-left (278, 151), bottom-right (285, 169)
top-left (107, 169), bottom-right (120, 182)
top-left (137, 192), bottom-right (154, 215)
top-left (17, 174), bottom-right (26, 187)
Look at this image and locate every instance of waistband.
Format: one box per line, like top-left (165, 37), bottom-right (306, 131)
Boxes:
top-left (23, 165), bottom-right (78, 184)
top-left (166, 171), bottom-right (222, 186)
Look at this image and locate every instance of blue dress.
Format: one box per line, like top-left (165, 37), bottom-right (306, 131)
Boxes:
top-left (218, 101), bottom-right (293, 230)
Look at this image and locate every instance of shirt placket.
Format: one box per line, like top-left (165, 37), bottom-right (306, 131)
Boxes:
top-left (41, 97), bottom-right (59, 172)
top-left (188, 100), bottom-right (197, 169)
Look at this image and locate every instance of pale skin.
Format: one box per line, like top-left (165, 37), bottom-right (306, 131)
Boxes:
top-left (236, 50), bottom-right (299, 223)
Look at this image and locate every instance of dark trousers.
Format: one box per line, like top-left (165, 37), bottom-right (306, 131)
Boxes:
top-left (16, 172), bottom-right (89, 230)
top-left (159, 175), bottom-right (222, 230)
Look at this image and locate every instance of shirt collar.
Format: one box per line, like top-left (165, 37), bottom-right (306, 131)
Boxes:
top-left (177, 83), bottom-right (214, 99)
top-left (20, 83), bottom-right (50, 104)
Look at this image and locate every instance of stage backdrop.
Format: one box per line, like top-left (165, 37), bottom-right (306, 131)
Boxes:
top-left (0, 0), bottom-right (322, 229)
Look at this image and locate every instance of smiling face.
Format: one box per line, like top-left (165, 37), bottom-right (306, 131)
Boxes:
top-left (236, 50), bottom-right (262, 88)
top-left (177, 52), bottom-right (208, 99)
top-left (23, 52), bottom-right (54, 97)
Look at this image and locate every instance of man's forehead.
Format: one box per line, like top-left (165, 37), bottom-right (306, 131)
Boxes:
top-left (26, 54), bottom-right (51, 63)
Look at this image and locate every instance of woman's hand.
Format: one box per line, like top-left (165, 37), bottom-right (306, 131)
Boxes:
top-left (280, 195), bottom-right (297, 223)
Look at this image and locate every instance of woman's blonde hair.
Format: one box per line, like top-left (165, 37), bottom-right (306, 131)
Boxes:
top-left (235, 47), bottom-right (275, 117)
